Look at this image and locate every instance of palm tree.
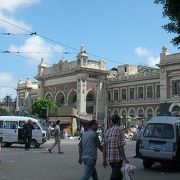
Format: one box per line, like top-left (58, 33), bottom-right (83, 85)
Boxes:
top-left (3, 95), bottom-right (13, 113)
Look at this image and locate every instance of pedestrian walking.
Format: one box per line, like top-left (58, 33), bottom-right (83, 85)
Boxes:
top-left (133, 127), bottom-right (144, 158)
top-left (48, 120), bottom-right (63, 154)
top-left (78, 120), bottom-right (102, 180)
top-left (79, 125), bottom-right (85, 140)
top-left (103, 114), bottom-right (129, 180)
top-left (23, 119), bottom-right (34, 150)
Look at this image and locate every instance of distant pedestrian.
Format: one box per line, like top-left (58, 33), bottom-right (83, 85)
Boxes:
top-left (78, 120), bottom-right (102, 180)
top-left (100, 124), bottom-right (105, 142)
top-left (103, 114), bottom-right (129, 180)
top-left (48, 120), bottom-right (63, 154)
top-left (133, 127), bottom-right (144, 158)
top-left (23, 119), bottom-right (34, 150)
top-left (79, 125), bottom-right (85, 140)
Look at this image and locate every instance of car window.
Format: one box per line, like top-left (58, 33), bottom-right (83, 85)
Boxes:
top-left (0, 121), bottom-right (3, 128)
top-left (144, 123), bottom-right (174, 139)
top-left (176, 123), bottom-right (180, 139)
top-left (19, 121), bottom-right (25, 128)
top-left (4, 121), bottom-right (18, 129)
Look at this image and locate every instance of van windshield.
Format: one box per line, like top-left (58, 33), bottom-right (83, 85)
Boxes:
top-left (144, 123), bottom-right (174, 139)
top-left (37, 121), bottom-right (47, 131)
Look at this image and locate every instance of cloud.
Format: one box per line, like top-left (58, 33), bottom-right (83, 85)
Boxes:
top-left (9, 36), bottom-right (64, 66)
top-left (0, 73), bottom-right (17, 100)
top-left (134, 47), bottom-right (151, 57)
top-left (0, 0), bottom-right (41, 32)
top-left (0, 0), bottom-right (63, 66)
top-left (0, 13), bottom-right (32, 33)
top-left (0, 0), bottom-right (41, 13)
top-left (134, 46), bottom-right (160, 67)
top-left (147, 56), bottom-right (160, 67)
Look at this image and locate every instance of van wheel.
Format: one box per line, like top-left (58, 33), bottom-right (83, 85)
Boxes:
top-left (4, 143), bottom-right (12, 147)
top-left (30, 139), bottom-right (39, 148)
top-left (176, 157), bottom-right (180, 171)
top-left (143, 159), bottom-right (154, 169)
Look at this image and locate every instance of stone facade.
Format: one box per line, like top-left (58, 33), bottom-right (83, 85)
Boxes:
top-left (16, 77), bottom-right (38, 115)
top-left (16, 45), bottom-right (180, 128)
top-left (107, 46), bottom-right (180, 126)
top-left (35, 45), bottom-right (108, 125)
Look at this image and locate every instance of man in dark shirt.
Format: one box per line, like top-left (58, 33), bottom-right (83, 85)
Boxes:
top-left (78, 120), bottom-right (102, 180)
top-left (23, 119), bottom-right (34, 150)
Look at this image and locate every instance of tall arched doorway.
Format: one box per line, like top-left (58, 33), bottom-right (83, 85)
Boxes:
top-left (86, 91), bottom-right (95, 114)
top-left (56, 92), bottom-right (65, 107)
top-left (68, 90), bottom-right (77, 108)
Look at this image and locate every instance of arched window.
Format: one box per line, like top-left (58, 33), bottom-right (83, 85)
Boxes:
top-left (121, 109), bottom-right (127, 118)
top-left (147, 108), bottom-right (154, 119)
top-left (56, 92), bottom-right (65, 107)
top-left (113, 109), bottom-right (119, 115)
top-left (155, 107), bottom-right (160, 116)
top-left (68, 90), bottom-right (77, 108)
top-left (44, 92), bottom-right (53, 100)
top-left (129, 108), bottom-right (135, 118)
top-left (137, 108), bottom-right (144, 119)
top-left (172, 106), bottom-right (180, 116)
top-left (86, 93), bottom-right (94, 101)
top-left (86, 91), bottom-right (95, 114)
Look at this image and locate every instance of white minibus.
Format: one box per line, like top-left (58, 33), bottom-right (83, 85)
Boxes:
top-left (139, 116), bottom-right (180, 170)
top-left (0, 116), bottom-right (47, 148)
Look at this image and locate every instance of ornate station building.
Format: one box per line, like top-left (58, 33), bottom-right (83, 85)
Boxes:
top-left (16, 45), bottom-right (180, 133)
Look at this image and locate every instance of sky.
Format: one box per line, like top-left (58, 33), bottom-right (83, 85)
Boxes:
top-left (0, 0), bottom-right (179, 101)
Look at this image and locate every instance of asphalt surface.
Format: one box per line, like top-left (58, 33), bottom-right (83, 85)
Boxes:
top-left (0, 139), bottom-right (180, 180)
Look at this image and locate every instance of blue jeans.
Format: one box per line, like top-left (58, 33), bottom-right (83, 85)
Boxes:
top-left (80, 158), bottom-right (98, 180)
top-left (109, 161), bottom-right (123, 180)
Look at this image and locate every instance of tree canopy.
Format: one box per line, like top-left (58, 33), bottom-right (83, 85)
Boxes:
top-left (154, 0), bottom-right (180, 48)
top-left (0, 107), bottom-right (8, 115)
top-left (31, 98), bottom-right (57, 119)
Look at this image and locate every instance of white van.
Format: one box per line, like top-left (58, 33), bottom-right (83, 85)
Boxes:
top-left (0, 116), bottom-right (47, 148)
top-left (139, 116), bottom-right (180, 169)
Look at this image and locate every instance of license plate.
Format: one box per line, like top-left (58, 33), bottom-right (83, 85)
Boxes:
top-left (150, 142), bottom-right (163, 149)
top-left (153, 144), bottom-right (163, 149)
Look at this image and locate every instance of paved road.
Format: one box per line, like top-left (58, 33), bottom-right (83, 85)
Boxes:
top-left (0, 139), bottom-right (179, 180)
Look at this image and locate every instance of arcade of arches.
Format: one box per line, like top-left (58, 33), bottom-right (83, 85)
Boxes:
top-left (45, 90), bottom-right (96, 115)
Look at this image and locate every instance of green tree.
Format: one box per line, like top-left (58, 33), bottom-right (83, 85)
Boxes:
top-left (0, 107), bottom-right (8, 115)
top-left (154, 0), bottom-right (180, 48)
top-left (2, 95), bottom-right (14, 114)
top-left (3, 95), bottom-right (13, 107)
top-left (31, 98), bottom-right (57, 119)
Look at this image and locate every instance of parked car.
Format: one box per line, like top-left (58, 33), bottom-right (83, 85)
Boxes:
top-left (0, 116), bottom-right (47, 148)
top-left (139, 116), bottom-right (180, 170)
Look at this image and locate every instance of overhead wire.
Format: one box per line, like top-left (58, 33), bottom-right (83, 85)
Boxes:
top-left (0, 50), bottom-right (71, 54)
top-left (0, 48), bottom-right (30, 60)
top-left (0, 18), bottom-right (121, 65)
top-left (1, 32), bottom-right (32, 36)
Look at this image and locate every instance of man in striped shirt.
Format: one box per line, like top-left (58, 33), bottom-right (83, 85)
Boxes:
top-left (103, 115), bottom-right (129, 180)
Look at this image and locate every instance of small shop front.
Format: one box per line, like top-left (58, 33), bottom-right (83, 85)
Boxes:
top-left (48, 116), bottom-right (78, 138)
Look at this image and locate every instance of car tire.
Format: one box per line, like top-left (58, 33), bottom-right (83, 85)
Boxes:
top-left (30, 139), bottom-right (39, 148)
top-left (4, 142), bottom-right (12, 147)
top-left (143, 159), bottom-right (154, 169)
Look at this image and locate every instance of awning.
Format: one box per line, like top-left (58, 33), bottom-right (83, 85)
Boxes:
top-left (48, 117), bottom-right (71, 125)
top-left (60, 119), bottom-right (71, 125)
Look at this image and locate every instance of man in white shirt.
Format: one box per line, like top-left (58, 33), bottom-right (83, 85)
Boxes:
top-left (48, 120), bottom-right (63, 154)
